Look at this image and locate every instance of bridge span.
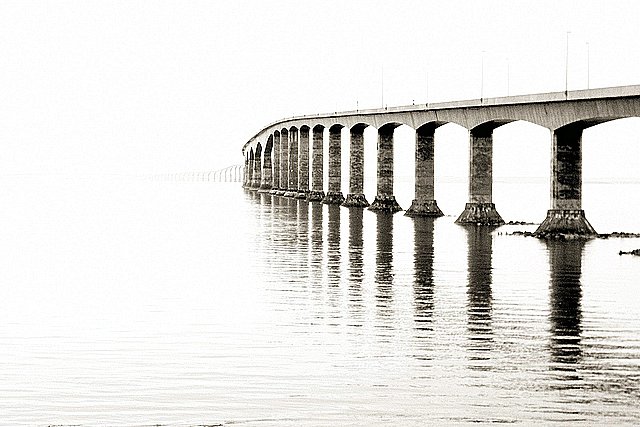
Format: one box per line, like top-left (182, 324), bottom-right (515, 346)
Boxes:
top-left (242, 85), bottom-right (640, 236)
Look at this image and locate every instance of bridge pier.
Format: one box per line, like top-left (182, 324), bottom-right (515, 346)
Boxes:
top-left (535, 124), bottom-right (597, 237)
top-left (284, 127), bottom-right (299, 197)
top-left (343, 124), bottom-right (369, 207)
top-left (406, 123), bottom-right (444, 217)
top-left (243, 155), bottom-right (250, 188)
top-left (322, 125), bottom-right (345, 204)
top-left (251, 145), bottom-right (262, 189)
top-left (456, 124), bottom-right (504, 225)
top-left (269, 131), bottom-right (281, 194)
top-left (259, 137), bottom-right (273, 192)
top-left (308, 125), bottom-right (325, 202)
top-left (296, 126), bottom-right (310, 199)
top-left (369, 124), bottom-right (402, 212)
top-left (276, 128), bottom-right (289, 196)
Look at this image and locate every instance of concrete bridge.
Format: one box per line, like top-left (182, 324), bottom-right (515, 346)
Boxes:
top-left (242, 85), bottom-right (640, 236)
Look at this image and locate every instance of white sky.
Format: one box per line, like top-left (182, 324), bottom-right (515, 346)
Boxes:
top-left (1, 0), bottom-right (640, 175)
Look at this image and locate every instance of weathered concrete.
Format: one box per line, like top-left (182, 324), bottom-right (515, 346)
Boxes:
top-left (284, 127), bottom-right (299, 197)
top-left (243, 155), bottom-right (250, 188)
top-left (297, 126), bottom-right (310, 199)
top-left (269, 131), bottom-right (281, 194)
top-left (251, 143), bottom-right (262, 189)
top-left (276, 128), bottom-right (289, 196)
top-left (259, 136), bottom-right (273, 192)
top-left (369, 124), bottom-right (402, 212)
top-left (308, 125), bottom-right (325, 202)
top-left (343, 124), bottom-right (369, 207)
top-left (535, 123), bottom-right (597, 237)
top-left (322, 124), bottom-right (345, 204)
top-left (406, 123), bottom-right (444, 217)
top-left (456, 123), bottom-right (504, 225)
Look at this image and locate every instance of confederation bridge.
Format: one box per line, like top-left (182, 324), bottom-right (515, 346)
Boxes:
top-left (242, 85), bottom-right (640, 236)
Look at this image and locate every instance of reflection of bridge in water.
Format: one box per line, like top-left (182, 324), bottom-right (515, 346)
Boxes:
top-left (248, 192), bottom-right (630, 401)
top-left (242, 85), bottom-right (640, 236)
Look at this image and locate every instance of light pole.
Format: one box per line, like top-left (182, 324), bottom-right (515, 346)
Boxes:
top-left (565, 31), bottom-right (571, 96)
top-left (506, 57), bottom-right (510, 96)
top-left (586, 41), bottom-right (590, 89)
top-left (481, 50), bottom-right (485, 101)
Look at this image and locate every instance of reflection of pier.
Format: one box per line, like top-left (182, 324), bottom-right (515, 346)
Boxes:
top-left (347, 209), bottom-right (365, 326)
top-left (547, 240), bottom-right (584, 383)
top-left (413, 218), bottom-right (436, 331)
top-left (375, 213), bottom-right (394, 323)
top-left (466, 227), bottom-right (495, 368)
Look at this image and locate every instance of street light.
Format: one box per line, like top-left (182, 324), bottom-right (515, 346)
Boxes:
top-left (565, 31), bottom-right (571, 96)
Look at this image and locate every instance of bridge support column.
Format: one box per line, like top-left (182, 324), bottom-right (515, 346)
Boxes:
top-left (259, 140), bottom-right (273, 192)
top-left (251, 149), bottom-right (262, 189)
top-left (284, 128), bottom-right (299, 197)
top-left (535, 124), bottom-right (597, 237)
top-left (322, 125), bottom-right (345, 204)
top-left (308, 125), bottom-right (325, 201)
top-left (296, 126), bottom-right (310, 199)
top-left (276, 129), bottom-right (289, 196)
top-left (369, 124), bottom-right (402, 212)
top-left (456, 125), bottom-right (504, 225)
top-left (269, 132), bottom-right (281, 194)
top-left (406, 124), bottom-right (444, 217)
top-left (243, 156), bottom-right (250, 188)
top-left (343, 124), bottom-right (369, 207)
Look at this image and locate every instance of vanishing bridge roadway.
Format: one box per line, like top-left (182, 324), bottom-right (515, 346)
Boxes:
top-left (242, 85), bottom-right (640, 237)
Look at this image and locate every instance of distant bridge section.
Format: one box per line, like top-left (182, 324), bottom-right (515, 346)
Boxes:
top-left (242, 85), bottom-right (640, 236)
top-left (150, 164), bottom-right (244, 183)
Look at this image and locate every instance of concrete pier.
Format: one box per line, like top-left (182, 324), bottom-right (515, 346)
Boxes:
top-left (284, 127), bottom-right (298, 197)
top-left (296, 126), bottom-right (310, 199)
top-left (406, 123), bottom-right (444, 217)
top-left (308, 125), bottom-right (325, 202)
top-left (276, 128), bottom-right (289, 196)
top-left (251, 144), bottom-right (262, 189)
top-left (535, 124), bottom-right (597, 237)
top-left (243, 155), bottom-right (251, 188)
top-left (322, 124), bottom-right (345, 204)
top-left (456, 123), bottom-right (504, 225)
top-left (259, 136), bottom-right (273, 192)
top-left (342, 124), bottom-right (369, 207)
top-left (269, 131), bottom-right (281, 194)
top-left (369, 124), bottom-right (402, 212)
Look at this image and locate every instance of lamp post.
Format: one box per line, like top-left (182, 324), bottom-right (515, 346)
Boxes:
top-left (565, 31), bottom-right (571, 96)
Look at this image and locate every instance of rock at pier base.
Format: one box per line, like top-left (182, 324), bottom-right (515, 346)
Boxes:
top-left (534, 209), bottom-right (597, 238)
top-left (307, 191), bottom-right (325, 202)
top-left (368, 195), bottom-right (402, 213)
top-left (455, 202), bottom-right (505, 225)
top-left (322, 191), bottom-right (345, 205)
top-left (275, 189), bottom-right (287, 196)
top-left (405, 199), bottom-right (444, 217)
top-left (295, 191), bottom-right (308, 199)
top-left (342, 193), bottom-right (370, 208)
top-left (283, 190), bottom-right (297, 197)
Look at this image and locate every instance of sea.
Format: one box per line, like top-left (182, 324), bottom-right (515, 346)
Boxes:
top-left (1, 175), bottom-right (639, 426)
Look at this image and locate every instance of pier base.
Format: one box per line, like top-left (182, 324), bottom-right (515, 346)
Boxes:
top-left (307, 191), bottom-right (325, 202)
top-left (342, 193), bottom-right (370, 208)
top-left (456, 203), bottom-right (504, 225)
top-left (404, 199), bottom-right (444, 217)
top-left (295, 191), bottom-right (308, 200)
top-left (258, 186), bottom-right (272, 194)
top-left (369, 195), bottom-right (402, 213)
top-left (322, 191), bottom-right (345, 205)
top-left (534, 209), bottom-right (597, 238)
top-left (275, 189), bottom-right (286, 196)
top-left (283, 190), bottom-right (297, 197)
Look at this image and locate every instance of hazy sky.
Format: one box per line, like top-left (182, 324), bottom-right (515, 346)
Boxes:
top-left (1, 0), bottom-right (639, 175)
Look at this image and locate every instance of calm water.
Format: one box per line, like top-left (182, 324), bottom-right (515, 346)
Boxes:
top-left (1, 176), bottom-right (640, 426)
